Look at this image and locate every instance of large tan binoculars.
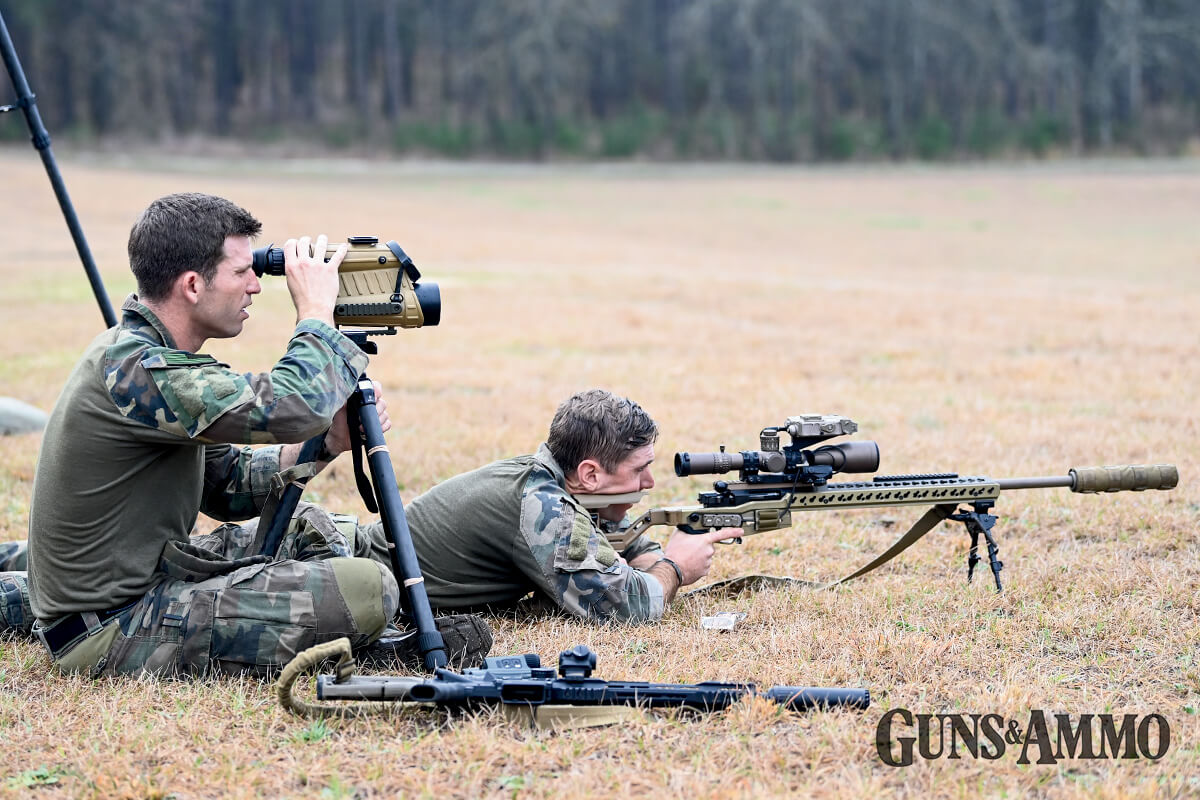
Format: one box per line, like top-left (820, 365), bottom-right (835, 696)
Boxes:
top-left (252, 236), bottom-right (440, 329)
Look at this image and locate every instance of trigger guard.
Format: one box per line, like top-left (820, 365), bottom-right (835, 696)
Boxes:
top-left (676, 524), bottom-right (744, 545)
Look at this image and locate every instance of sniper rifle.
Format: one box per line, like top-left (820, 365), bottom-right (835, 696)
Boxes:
top-left (609, 415), bottom-right (1178, 592)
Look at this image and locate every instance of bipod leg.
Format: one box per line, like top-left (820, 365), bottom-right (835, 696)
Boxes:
top-left (965, 526), bottom-right (981, 584)
top-left (980, 526), bottom-right (1004, 594)
top-left (349, 376), bottom-right (447, 670)
top-left (949, 500), bottom-right (1003, 592)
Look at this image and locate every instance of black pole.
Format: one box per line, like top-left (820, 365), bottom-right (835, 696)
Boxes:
top-left (354, 377), bottom-right (448, 670)
top-left (0, 10), bottom-right (116, 328)
top-left (258, 433), bottom-right (327, 559)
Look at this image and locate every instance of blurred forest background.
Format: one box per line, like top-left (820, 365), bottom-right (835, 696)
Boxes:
top-left (3, 0), bottom-right (1199, 161)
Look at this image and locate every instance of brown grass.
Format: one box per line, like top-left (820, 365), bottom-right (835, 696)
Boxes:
top-left (1, 150), bottom-right (1197, 799)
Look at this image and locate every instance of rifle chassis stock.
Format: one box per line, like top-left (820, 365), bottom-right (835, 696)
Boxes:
top-left (613, 415), bottom-right (1178, 592)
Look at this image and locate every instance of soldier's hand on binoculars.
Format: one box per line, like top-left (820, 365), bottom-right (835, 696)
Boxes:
top-left (283, 234), bottom-right (348, 327)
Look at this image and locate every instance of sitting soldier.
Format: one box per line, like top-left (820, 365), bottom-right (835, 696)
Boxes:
top-left (16, 192), bottom-right (489, 676)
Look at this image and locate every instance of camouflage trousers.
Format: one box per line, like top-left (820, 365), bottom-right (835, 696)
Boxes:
top-left (35, 504), bottom-right (399, 678)
top-left (1, 540), bottom-right (31, 636)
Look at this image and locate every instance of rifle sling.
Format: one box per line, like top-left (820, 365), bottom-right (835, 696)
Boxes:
top-left (683, 574), bottom-right (823, 597)
top-left (814, 502), bottom-right (957, 589)
top-left (346, 393), bottom-right (379, 514)
top-left (276, 637), bottom-right (411, 720)
top-left (254, 437), bottom-right (325, 557)
top-left (685, 503), bottom-right (957, 598)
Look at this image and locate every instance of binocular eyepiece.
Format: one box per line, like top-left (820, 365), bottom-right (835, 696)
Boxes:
top-left (251, 236), bottom-right (440, 329)
top-left (675, 440), bottom-right (880, 478)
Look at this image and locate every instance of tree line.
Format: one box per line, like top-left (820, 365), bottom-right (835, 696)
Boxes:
top-left (2, 0), bottom-right (1198, 161)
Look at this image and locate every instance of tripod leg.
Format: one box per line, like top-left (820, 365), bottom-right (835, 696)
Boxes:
top-left (353, 377), bottom-right (447, 670)
top-left (257, 434), bottom-right (325, 558)
top-left (1, 11), bottom-right (116, 328)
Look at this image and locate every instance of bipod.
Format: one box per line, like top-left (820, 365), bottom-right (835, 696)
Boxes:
top-left (342, 331), bottom-right (447, 670)
top-left (949, 500), bottom-right (1003, 592)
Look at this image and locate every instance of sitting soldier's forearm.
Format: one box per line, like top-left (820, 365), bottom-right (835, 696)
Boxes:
top-left (279, 442), bottom-right (334, 476)
top-left (279, 443), bottom-right (302, 471)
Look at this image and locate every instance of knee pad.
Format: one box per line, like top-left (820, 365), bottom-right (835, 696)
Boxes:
top-left (328, 558), bottom-right (399, 640)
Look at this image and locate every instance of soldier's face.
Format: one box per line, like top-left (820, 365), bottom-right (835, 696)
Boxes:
top-left (592, 444), bottom-right (656, 522)
top-left (195, 235), bottom-right (262, 341)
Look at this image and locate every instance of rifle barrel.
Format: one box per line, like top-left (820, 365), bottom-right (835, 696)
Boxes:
top-left (995, 475), bottom-right (1073, 491)
top-left (998, 464), bottom-right (1177, 494)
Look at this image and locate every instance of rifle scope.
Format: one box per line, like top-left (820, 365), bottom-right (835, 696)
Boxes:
top-left (675, 440), bottom-right (880, 478)
top-left (252, 236), bottom-right (440, 329)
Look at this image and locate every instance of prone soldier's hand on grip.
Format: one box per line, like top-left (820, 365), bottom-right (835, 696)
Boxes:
top-left (1070, 464), bottom-right (1179, 493)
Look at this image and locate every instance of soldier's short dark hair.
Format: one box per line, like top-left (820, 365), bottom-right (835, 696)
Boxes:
top-left (128, 193), bottom-right (262, 302)
top-left (547, 389), bottom-right (658, 476)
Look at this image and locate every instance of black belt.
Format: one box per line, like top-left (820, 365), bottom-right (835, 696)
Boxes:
top-left (38, 603), bottom-right (136, 657)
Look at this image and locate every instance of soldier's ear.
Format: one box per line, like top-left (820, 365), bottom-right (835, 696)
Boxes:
top-left (176, 271), bottom-right (204, 305)
top-left (574, 458), bottom-right (603, 491)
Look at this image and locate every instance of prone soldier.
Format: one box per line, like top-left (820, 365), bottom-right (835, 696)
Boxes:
top-left (405, 389), bottom-right (742, 622)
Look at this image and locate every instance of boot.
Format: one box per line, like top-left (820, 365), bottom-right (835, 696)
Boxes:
top-left (358, 613), bottom-right (493, 671)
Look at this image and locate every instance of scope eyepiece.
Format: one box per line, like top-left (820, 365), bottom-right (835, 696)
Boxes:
top-left (676, 451), bottom-right (739, 477)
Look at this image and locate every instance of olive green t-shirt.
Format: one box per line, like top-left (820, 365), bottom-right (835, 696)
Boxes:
top-left (27, 296), bottom-right (367, 621)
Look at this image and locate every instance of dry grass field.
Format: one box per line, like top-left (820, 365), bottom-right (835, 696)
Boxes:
top-left (0, 149), bottom-right (1197, 799)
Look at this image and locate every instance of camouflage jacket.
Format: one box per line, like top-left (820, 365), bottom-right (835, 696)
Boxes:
top-left (406, 444), bottom-right (666, 622)
top-left (27, 296), bottom-right (368, 621)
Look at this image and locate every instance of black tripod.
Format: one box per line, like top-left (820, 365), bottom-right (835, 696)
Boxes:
top-left (260, 332), bottom-right (447, 670)
top-left (1, 11), bottom-right (115, 328)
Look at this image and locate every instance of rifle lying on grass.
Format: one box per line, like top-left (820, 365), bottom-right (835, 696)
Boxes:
top-left (607, 415), bottom-right (1178, 592)
top-left (277, 637), bottom-right (869, 726)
